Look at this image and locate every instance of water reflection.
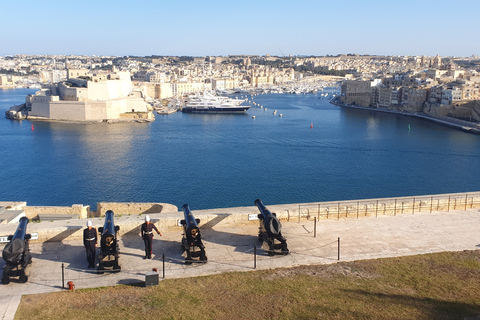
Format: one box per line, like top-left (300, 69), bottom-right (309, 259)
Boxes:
top-left (366, 116), bottom-right (379, 139)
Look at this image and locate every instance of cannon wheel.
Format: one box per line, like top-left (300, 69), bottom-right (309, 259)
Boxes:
top-left (19, 272), bottom-right (28, 283)
top-left (200, 250), bottom-right (207, 261)
top-left (185, 251), bottom-right (193, 265)
top-left (97, 265), bottom-right (105, 275)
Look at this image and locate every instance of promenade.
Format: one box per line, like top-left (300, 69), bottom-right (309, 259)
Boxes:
top-left (1, 206), bottom-right (479, 320)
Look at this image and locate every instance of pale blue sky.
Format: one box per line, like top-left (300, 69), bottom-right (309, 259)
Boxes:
top-left (1, 0), bottom-right (478, 57)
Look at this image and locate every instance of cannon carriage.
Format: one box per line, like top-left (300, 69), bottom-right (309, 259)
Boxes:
top-left (2, 217), bottom-right (32, 284)
top-left (97, 210), bottom-right (121, 273)
top-left (254, 199), bottom-right (289, 256)
top-left (180, 204), bottom-right (207, 264)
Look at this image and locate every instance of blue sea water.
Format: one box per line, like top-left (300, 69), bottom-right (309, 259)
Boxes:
top-left (1, 88), bottom-right (479, 211)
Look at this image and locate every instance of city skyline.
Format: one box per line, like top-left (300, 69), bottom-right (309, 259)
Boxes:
top-left (1, 0), bottom-right (479, 58)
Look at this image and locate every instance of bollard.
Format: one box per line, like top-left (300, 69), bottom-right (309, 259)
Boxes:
top-left (62, 263), bottom-right (65, 289)
top-left (314, 217), bottom-right (316, 238)
top-left (162, 254), bottom-right (165, 279)
top-left (337, 237), bottom-right (340, 261)
top-left (254, 245), bottom-right (257, 269)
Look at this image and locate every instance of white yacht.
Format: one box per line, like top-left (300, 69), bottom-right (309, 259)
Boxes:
top-left (181, 92), bottom-right (250, 114)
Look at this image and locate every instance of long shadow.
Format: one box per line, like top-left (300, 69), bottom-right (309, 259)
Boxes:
top-left (341, 289), bottom-right (480, 319)
top-left (196, 213), bottom-right (264, 254)
top-left (121, 235), bottom-right (186, 265)
top-left (30, 228), bottom-right (89, 271)
top-left (116, 279), bottom-right (144, 287)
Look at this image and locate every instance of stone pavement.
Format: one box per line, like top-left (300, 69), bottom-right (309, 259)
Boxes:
top-left (1, 208), bottom-right (479, 320)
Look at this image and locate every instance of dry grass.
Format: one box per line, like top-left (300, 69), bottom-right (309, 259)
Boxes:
top-left (16, 250), bottom-right (480, 320)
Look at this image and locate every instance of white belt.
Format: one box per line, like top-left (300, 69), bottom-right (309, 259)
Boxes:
top-left (145, 231), bottom-right (153, 234)
top-left (86, 238), bottom-right (95, 241)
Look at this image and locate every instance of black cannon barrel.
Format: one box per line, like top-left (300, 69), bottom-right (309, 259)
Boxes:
top-left (101, 210), bottom-right (116, 236)
top-left (98, 210), bottom-right (120, 255)
top-left (255, 199), bottom-right (273, 218)
top-left (254, 199), bottom-right (281, 235)
top-left (182, 204), bottom-right (200, 242)
top-left (12, 217), bottom-right (30, 240)
top-left (97, 210), bottom-right (121, 273)
top-left (181, 204), bottom-right (206, 263)
top-left (182, 204), bottom-right (199, 228)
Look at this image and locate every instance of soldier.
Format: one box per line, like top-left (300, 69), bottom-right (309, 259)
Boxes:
top-left (141, 215), bottom-right (162, 259)
top-left (83, 220), bottom-right (97, 268)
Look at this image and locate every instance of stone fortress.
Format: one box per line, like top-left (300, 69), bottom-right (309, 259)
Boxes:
top-left (7, 68), bottom-right (155, 122)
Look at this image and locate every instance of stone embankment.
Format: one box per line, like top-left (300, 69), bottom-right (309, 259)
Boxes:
top-left (0, 192), bottom-right (479, 243)
top-left (330, 98), bottom-right (480, 134)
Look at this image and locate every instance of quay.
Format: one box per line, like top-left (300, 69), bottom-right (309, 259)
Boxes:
top-left (0, 193), bottom-right (479, 319)
top-left (330, 97), bottom-right (480, 135)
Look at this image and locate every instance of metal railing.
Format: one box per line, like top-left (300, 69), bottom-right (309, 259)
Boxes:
top-left (293, 192), bottom-right (480, 222)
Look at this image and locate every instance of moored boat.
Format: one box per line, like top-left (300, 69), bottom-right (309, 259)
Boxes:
top-left (181, 92), bottom-right (250, 114)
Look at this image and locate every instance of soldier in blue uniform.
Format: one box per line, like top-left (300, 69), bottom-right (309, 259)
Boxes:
top-left (83, 220), bottom-right (97, 268)
top-left (141, 215), bottom-right (162, 259)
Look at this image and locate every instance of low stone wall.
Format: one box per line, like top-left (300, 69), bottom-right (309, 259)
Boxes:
top-left (24, 204), bottom-right (91, 220)
top-left (2, 192), bottom-right (478, 243)
top-left (95, 202), bottom-right (179, 217)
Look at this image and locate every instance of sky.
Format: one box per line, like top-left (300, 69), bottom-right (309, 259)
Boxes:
top-left (1, 0), bottom-right (479, 57)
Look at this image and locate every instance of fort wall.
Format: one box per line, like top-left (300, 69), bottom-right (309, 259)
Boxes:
top-left (1, 192), bottom-right (479, 243)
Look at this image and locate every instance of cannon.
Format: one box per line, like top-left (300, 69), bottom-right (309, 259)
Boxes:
top-left (254, 199), bottom-right (289, 255)
top-left (180, 204), bottom-right (207, 264)
top-left (2, 217), bottom-right (32, 284)
top-left (97, 210), bottom-right (121, 273)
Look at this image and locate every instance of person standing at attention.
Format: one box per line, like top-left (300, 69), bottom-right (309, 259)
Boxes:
top-left (141, 215), bottom-right (162, 259)
top-left (83, 220), bottom-right (97, 268)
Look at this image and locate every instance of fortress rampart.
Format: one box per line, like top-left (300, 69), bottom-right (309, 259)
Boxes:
top-left (1, 192), bottom-right (479, 243)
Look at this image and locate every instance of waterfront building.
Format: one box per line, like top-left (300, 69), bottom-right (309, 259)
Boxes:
top-left (441, 87), bottom-right (463, 105)
top-left (341, 79), bottom-right (378, 107)
top-left (171, 81), bottom-right (210, 97)
top-left (377, 86), bottom-right (401, 108)
top-left (0, 75), bottom-right (12, 86)
top-left (401, 87), bottom-right (428, 112)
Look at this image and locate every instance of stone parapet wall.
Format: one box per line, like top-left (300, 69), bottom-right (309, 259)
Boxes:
top-left (0, 202), bottom-right (27, 210)
top-left (2, 192), bottom-right (479, 243)
top-left (95, 202), bottom-right (179, 217)
top-left (23, 204), bottom-right (91, 220)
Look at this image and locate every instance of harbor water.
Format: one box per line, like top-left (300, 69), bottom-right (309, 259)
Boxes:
top-left (1, 88), bottom-right (480, 211)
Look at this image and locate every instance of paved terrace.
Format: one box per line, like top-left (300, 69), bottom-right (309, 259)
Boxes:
top-left (0, 205), bottom-right (479, 320)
